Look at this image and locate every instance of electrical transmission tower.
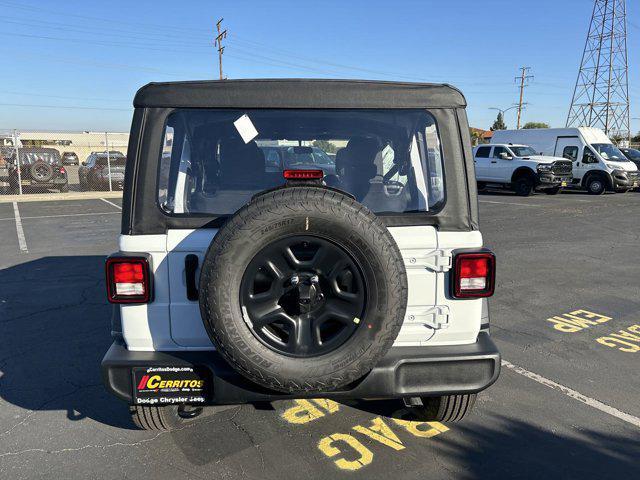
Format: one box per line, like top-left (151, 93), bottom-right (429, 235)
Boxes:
top-left (566, 0), bottom-right (630, 140)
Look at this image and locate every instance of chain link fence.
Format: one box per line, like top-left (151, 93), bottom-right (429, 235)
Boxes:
top-left (0, 130), bottom-right (129, 195)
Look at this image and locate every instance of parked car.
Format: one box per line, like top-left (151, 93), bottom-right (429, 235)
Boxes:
top-left (7, 147), bottom-right (68, 193)
top-left (620, 147), bottom-right (640, 169)
top-left (491, 127), bottom-right (639, 194)
top-left (101, 79), bottom-right (500, 431)
top-left (261, 145), bottom-right (336, 175)
top-left (61, 151), bottom-right (79, 165)
top-left (79, 152), bottom-right (126, 190)
top-left (473, 143), bottom-right (572, 196)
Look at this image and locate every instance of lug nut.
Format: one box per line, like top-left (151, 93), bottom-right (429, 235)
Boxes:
top-left (290, 275), bottom-right (300, 286)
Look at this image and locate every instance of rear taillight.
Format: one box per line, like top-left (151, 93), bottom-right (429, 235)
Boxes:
top-left (106, 257), bottom-right (152, 303)
top-left (452, 251), bottom-right (495, 299)
top-left (283, 169), bottom-right (324, 180)
top-left (59, 166), bottom-right (66, 174)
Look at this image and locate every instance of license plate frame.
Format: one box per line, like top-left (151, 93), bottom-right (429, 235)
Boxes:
top-left (132, 366), bottom-right (211, 405)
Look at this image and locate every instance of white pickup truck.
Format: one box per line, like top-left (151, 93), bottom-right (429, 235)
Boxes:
top-left (491, 128), bottom-right (639, 195)
top-left (473, 143), bottom-right (573, 196)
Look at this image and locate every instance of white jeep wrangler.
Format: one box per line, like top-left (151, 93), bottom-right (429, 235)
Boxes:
top-left (473, 143), bottom-right (573, 196)
top-left (101, 79), bottom-right (500, 430)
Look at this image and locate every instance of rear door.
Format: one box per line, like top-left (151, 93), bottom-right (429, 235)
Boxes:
top-left (167, 229), bottom-right (216, 347)
top-left (474, 146), bottom-right (492, 181)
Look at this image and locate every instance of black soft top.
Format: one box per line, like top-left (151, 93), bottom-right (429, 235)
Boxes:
top-left (133, 79), bottom-right (466, 109)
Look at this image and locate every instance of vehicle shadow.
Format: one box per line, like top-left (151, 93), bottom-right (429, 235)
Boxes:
top-left (343, 400), bottom-right (639, 478)
top-left (0, 255), bottom-right (134, 429)
top-left (166, 398), bottom-right (639, 478)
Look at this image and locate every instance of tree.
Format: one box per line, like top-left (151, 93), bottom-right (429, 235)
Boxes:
top-left (312, 139), bottom-right (338, 154)
top-left (469, 128), bottom-right (486, 146)
top-left (523, 122), bottom-right (550, 129)
top-left (631, 131), bottom-right (640, 143)
top-left (490, 112), bottom-right (507, 131)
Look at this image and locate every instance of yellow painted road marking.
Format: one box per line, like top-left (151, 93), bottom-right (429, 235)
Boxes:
top-left (318, 434), bottom-right (373, 471)
top-left (317, 411), bottom-right (449, 471)
top-left (596, 324), bottom-right (640, 353)
top-left (281, 399), bottom-right (340, 424)
top-left (391, 415), bottom-right (449, 438)
top-left (352, 417), bottom-right (405, 451)
top-left (546, 309), bottom-right (611, 333)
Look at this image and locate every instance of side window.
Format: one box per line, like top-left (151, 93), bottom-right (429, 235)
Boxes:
top-left (562, 146), bottom-right (578, 161)
top-left (424, 123), bottom-right (444, 208)
top-left (475, 146), bottom-right (491, 158)
top-left (492, 146), bottom-right (508, 158)
top-left (582, 147), bottom-right (598, 164)
top-left (158, 126), bottom-right (175, 204)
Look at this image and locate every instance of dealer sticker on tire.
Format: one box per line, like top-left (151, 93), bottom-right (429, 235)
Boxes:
top-left (132, 366), bottom-right (210, 405)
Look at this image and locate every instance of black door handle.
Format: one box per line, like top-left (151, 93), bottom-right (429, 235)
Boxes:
top-left (185, 254), bottom-right (199, 301)
top-left (491, 160), bottom-right (497, 163)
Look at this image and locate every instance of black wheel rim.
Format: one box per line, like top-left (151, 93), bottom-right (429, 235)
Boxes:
top-left (34, 165), bottom-right (49, 179)
top-left (240, 235), bottom-right (366, 358)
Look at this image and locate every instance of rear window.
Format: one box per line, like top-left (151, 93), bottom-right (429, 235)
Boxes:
top-left (96, 155), bottom-right (126, 167)
top-left (19, 150), bottom-right (61, 164)
top-left (158, 109), bottom-right (445, 216)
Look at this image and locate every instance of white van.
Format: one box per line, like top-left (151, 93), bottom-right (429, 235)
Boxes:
top-left (491, 127), bottom-right (639, 194)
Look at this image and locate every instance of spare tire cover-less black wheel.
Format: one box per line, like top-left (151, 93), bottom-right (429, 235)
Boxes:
top-left (199, 187), bottom-right (408, 394)
top-left (29, 161), bottom-right (54, 182)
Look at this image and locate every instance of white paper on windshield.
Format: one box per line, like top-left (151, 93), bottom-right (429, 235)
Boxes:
top-left (234, 114), bottom-right (259, 144)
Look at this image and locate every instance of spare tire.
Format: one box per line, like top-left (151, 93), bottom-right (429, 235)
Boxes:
top-left (29, 161), bottom-right (54, 182)
top-left (199, 186), bottom-right (407, 393)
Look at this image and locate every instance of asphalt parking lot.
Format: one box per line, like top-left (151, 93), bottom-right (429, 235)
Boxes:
top-left (0, 191), bottom-right (638, 479)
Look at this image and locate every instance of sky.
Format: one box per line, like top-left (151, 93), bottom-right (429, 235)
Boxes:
top-left (0, 0), bottom-right (638, 134)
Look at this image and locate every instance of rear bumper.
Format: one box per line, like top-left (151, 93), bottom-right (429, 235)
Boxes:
top-left (101, 332), bottom-right (501, 405)
top-left (94, 178), bottom-right (124, 190)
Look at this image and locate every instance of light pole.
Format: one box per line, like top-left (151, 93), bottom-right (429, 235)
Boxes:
top-left (489, 105), bottom-right (521, 129)
top-left (489, 105), bottom-right (519, 116)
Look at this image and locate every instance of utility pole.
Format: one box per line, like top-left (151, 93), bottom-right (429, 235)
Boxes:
top-left (214, 18), bottom-right (227, 80)
top-left (515, 67), bottom-right (533, 129)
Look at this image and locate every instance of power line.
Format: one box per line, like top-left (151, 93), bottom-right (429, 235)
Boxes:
top-left (1, 17), bottom-right (210, 47)
top-left (0, 90), bottom-right (129, 104)
top-left (0, 103), bottom-right (131, 111)
top-left (0, 0), bottom-right (212, 36)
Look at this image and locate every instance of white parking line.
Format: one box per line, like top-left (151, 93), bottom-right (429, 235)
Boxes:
top-left (12, 202), bottom-right (28, 253)
top-left (479, 200), bottom-right (540, 207)
top-left (100, 198), bottom-right (122, 210)
top-left (0, 211), bottom-right (120, 221)
top-left (502, 360), bottom-right (640, 428)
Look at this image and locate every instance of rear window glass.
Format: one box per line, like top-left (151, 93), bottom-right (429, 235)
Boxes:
top-left (96, 155), bottom-right (126, 166)
top-left (158, 109), bottom-right (445, 216)
top-left (19, 150), bottom-right (61, 164)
